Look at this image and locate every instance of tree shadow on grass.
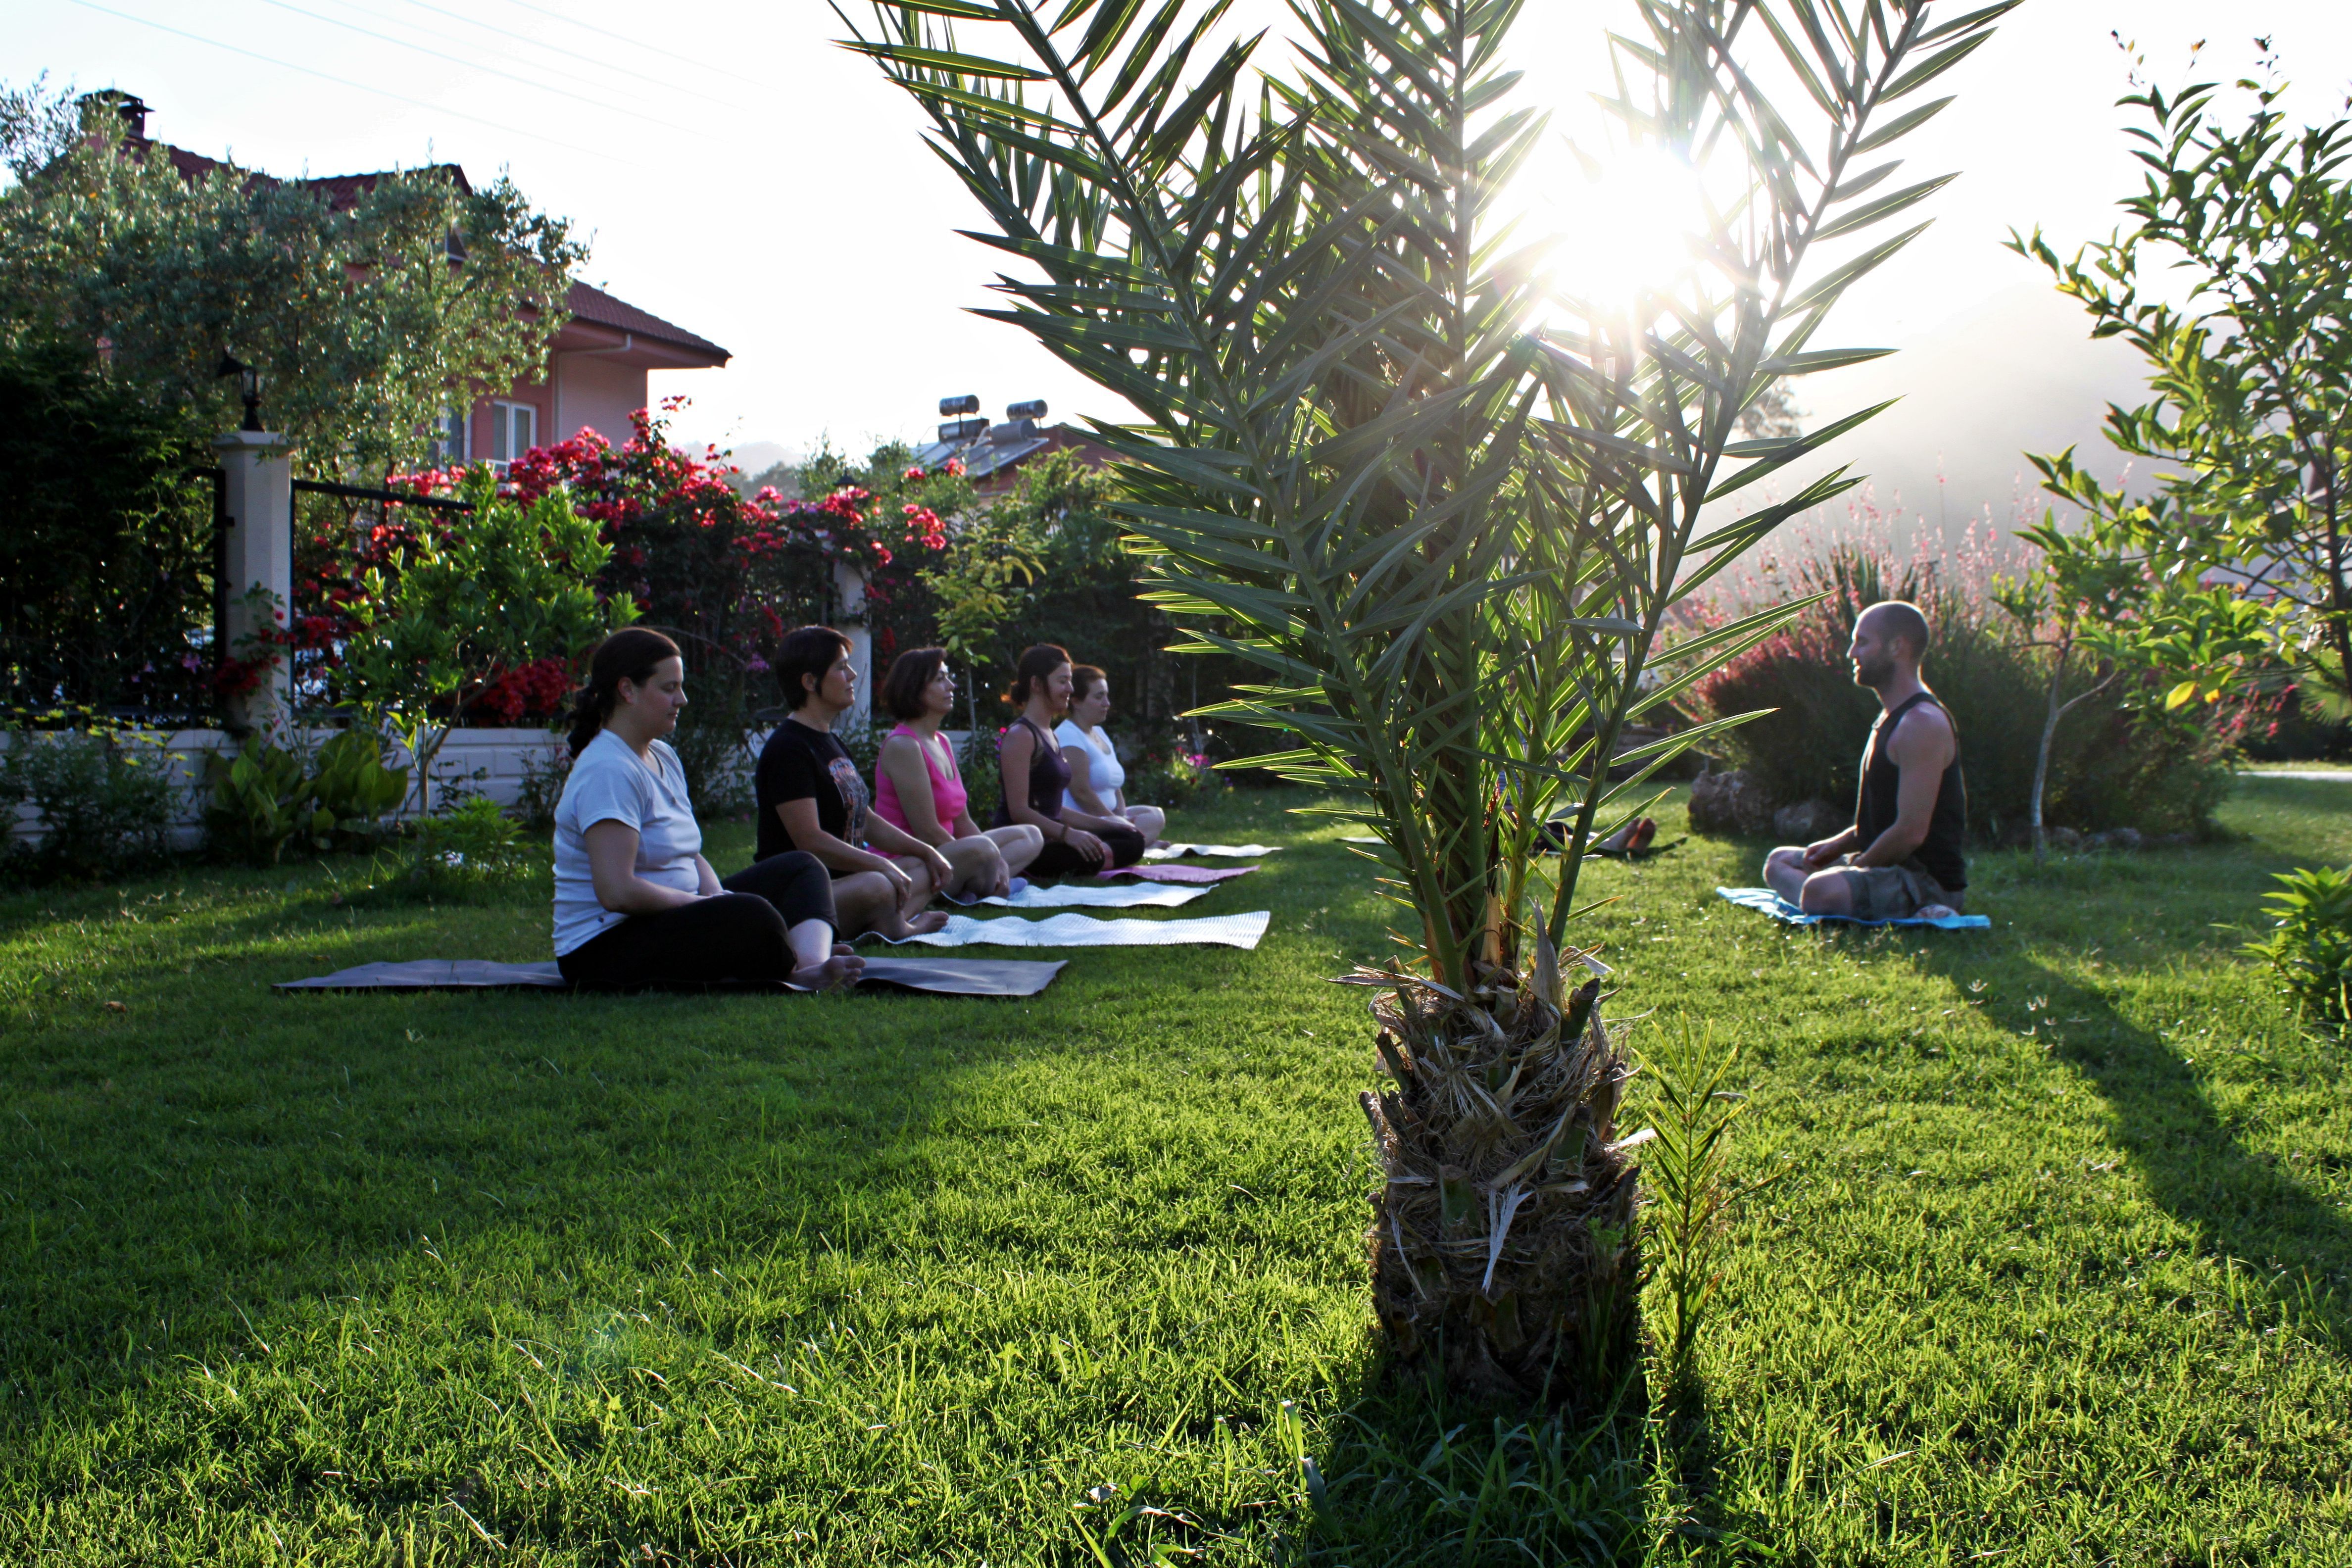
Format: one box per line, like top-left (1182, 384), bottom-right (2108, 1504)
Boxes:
top-left (1297, 1371), bottom-right (1653, 1566)
top-left (1923, 947), bottom-right (2352, 1345)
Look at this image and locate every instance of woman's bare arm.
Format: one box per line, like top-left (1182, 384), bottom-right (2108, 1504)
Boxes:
top-left (583, 820), bottom-right (705, 914)
top-left (776, 797), bottom-right (891, 876)
top-left (879, 735), bottom-right (951, 844)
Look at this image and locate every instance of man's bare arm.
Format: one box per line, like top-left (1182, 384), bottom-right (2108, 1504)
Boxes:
top-left (1851, 705), bottom-right (1955, 868)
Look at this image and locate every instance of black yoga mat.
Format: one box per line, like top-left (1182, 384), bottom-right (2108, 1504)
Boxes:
top-left (274, 957), bottom-right (1065, 997)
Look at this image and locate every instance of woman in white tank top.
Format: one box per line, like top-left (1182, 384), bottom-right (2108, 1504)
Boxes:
top-left (1055, 664), bottom-right (1166, 845)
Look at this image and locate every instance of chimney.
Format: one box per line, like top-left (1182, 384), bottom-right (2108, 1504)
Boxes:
top-left (78, 90), bottom-right (150, 143)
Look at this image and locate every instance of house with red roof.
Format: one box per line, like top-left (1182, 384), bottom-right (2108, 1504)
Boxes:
top-left (94, 92), bottom-right (728, 467)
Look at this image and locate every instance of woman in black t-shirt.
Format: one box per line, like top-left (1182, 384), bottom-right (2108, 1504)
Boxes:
top-left (753, 627), bottom-right (951, 940)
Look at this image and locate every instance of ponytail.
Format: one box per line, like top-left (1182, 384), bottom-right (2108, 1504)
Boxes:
top-left (565, 628), bottom-right (683, 757)
top-left (1008, 643), bottom-right (1072, 707)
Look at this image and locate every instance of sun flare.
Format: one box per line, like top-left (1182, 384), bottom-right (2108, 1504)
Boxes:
top-left (1519, 144), bottom-right (1722, 325)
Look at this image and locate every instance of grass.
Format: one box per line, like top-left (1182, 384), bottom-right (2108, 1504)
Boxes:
top-left (0, 779), bottom-right (2347, 1565)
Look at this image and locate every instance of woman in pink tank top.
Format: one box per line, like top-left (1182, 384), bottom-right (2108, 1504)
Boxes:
top-left (872, 648), bottom-right (1044, 897)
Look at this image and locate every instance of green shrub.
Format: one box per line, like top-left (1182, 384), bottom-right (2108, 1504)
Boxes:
top-left (510, 742), bottom-right (571, 835)
top-left (306, 728), bottom-right (408, 845)
top-left (409, 795), bottom-right (532, 886)
top-left (1124, 727), bottom-right (1221, 809)
top-left (2243, 864), bottom-right (2352, 1029)
top-left (958, 725), bottom-right (1003, 823)
top-left (204, 729), bottom-right (409, 866)
top-left (1685, 540), bottom-right (2235, 841)
top-left (0, 723), bottom-right (180, 881)
top-left (203, 735), bottom-right (315, 866)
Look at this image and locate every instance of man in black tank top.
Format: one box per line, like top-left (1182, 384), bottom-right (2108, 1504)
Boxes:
top-left (1763, 600), bottom-right (1968, 920)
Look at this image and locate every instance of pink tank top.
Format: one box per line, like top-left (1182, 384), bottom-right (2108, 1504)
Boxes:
top-left (872, 724), bottom-right (969, 833)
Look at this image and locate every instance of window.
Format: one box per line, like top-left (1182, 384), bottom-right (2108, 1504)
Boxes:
top-left (490, 400), bottom-right (538, 466)
top-left (427, 405), bottom-right (467, 467)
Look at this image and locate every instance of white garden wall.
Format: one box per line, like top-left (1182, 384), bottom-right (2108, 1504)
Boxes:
top-left (2, 724), bottom-right (981, 854)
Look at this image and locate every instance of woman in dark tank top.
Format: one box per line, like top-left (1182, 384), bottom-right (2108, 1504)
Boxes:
top-left (992, 643), bottom-right (1147, 875)
top-left (1856, 690), bottom-right (1967, 892)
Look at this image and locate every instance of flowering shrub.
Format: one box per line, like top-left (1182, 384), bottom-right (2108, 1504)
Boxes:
top-left (289, 403), bottom-right (964, 738)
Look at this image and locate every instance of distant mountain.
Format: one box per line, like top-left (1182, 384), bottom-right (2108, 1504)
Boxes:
top-left (723, 440), bottom-right (797, 476)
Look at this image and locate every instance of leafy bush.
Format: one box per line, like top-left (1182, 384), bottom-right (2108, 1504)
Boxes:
top-left (957, 725), bottom-right (1003, 823)
top-left (1124, 728), bottom-right (1221, 808)
top-left (1684, 538), bottom-right (2236, 841)
top-left (2243, 864), bottom-right (2352, 1029)
top-left (0, 338), bottom-right (211, 716)
top-left (405, 796), bottom-right (533, 889)
top-left (335, 465), bottom-right (631, 814)
top-left (203, 729), bottom-right (409, 865)
top-left (0, 723), bottom-right (179, 881)
top-left (306, 728), bottom-right (408, 844)
top-left (203, 736), bottom-right (314, 866)
top-left (509, 742), bottom-right (571, 835)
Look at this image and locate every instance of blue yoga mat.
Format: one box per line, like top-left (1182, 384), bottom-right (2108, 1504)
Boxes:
top-left (1715, 886), bottom-right (1990, 930)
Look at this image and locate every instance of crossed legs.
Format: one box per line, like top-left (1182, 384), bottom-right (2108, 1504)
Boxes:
top-left (1764, 845), bottom-right (1855, 915)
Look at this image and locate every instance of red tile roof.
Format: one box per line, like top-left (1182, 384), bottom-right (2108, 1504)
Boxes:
top-left (564, 281), bottom-right (729, 362)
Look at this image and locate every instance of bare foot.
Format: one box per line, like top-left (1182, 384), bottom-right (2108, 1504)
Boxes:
top-left (790, 952), bottom-right (865, 990)
top-left (874, 908), bottom-right (952, 940)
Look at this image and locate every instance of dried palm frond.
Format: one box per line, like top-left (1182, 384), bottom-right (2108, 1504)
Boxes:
top-left (1352, 950), bottom-right (1641, 1405)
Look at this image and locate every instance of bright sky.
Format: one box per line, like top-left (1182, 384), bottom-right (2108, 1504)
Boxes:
top-left (11, 2), bottom-right (2352, 516)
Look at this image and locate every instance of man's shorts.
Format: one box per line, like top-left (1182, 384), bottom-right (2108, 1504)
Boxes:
top-left (1831, 855), bottom-right (1962, 921)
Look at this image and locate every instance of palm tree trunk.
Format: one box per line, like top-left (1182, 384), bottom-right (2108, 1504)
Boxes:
top-left (1360, 961), bottom-right (1642, 1408)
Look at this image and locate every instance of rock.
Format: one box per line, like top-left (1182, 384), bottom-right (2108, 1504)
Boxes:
top-left (1772, 799), bottom-right (1845, 842)
top-left (2085, 826), bottom-right (2145, 851)
top-left (1688, 769), bottom-right (1776, 836)
top-left (2047, 826), bottom-right (2084, 851)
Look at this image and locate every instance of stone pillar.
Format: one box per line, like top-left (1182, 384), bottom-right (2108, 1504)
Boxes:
top-left (214, 429), bottom-right (295, 735)
top-left (832, 557), bottom-right (873, 734)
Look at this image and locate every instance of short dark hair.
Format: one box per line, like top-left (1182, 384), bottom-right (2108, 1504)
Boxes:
top-left (773, 625), bottom-right (852, 709)
top-left (1069, 664), bottom-right (1108, 704)
top-left (1008, 643), bottom-right (1071, 706)
top-left (1868, 600), bottom-right (1931, 663)
top-left (881, 646), bottom-right (949, 721)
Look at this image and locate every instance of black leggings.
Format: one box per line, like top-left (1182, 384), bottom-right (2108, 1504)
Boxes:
top-left (1028, 821), bottom-right (1147, 879)
top-left (557, 851), bottom-right (835, 987)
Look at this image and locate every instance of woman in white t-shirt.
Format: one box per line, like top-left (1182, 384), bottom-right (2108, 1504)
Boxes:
top-left (1056, 664), bottom-right (1166, 846)
top-left (552, 628), bottom-right (860, 989)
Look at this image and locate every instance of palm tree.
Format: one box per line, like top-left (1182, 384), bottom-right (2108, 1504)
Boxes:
top-left (847, 0), bottom-right (2011, 1403)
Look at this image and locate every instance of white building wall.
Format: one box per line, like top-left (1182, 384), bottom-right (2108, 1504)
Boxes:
top-left (553, 353), bottom-right (650, 448)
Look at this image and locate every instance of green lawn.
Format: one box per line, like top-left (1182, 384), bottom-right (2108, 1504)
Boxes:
top-left (2, 780), bottom-right (2347, 1565)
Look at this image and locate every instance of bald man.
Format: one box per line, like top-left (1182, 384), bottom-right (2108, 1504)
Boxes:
top-left (1764, 600), bottom-right (1968, 920)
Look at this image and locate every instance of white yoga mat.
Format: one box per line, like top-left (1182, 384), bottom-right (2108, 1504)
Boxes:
top-left (948, 880), bottom-right (1211, 910)
top-left (1143, 842), bottom-right (1283, 860)
top-left (866, 910), bottom-right (1271, 950)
